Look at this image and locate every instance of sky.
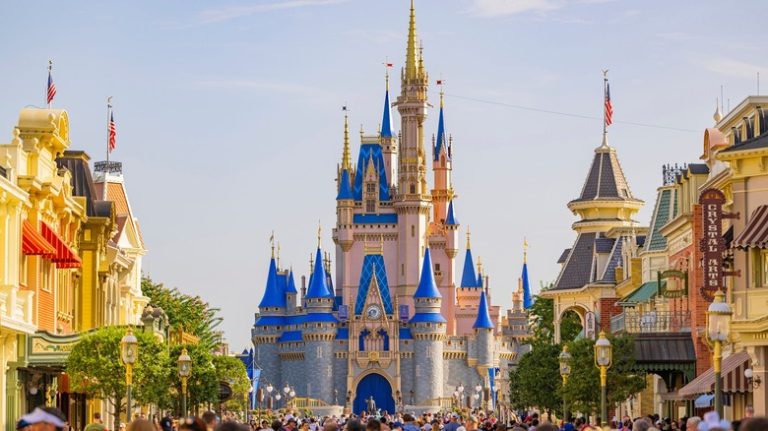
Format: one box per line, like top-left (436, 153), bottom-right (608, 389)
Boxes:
top-left (2, 0), bottom-right (767, 351)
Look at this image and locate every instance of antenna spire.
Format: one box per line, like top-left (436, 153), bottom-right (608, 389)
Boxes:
top-left (405, 0), bottom-right (419, 80)
top-left (342, 106), bottom-right (351, 170)
top-left (523, 237), bottom-right (528, 263)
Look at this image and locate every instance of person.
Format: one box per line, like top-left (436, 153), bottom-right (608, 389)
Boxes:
top-left (285, 418), bottom-right (298, 431)
top-left (537, 425), bottom-right (558, 431)
top-left (685, 417), bottom-right (700, 431)
top-left (202, 412), bottom-right (218, 431)
top-left (347, 420), bottom-right (366, 431)
top-left (740, 417), bottom-right (768, 431)
top-left (180, 418), bottom-right (207, 431)
top-left (160, 415), bottom-right (174, 431)
top-left (128, 419), bottom-right (157, 431)
top-left (85, 413), bottom-right (106, 431)
top-left (324, 421), bottom-right (339, 431)
top-left (19, 407), bottom-right (67, 431)
top-left (258, 421), bottom-right (271, 431)
top-left (215, 423), bottom-right (250, 431)
top-left (444, 415), bottom-right (461, 431)
top-left (633, 418), bottom-right (652, 431)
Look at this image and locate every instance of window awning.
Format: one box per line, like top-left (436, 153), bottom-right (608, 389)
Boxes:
top-left (695, 394), bottom-right (714, 408)
top-left (618, 281), bottom-right (664, 306)
top-left (41, 223), bottom-right (81, 268)
top-left (678, 351), bottom-right (751, 396)
top-left (733, 205), bottom-right (768, 249)
top-left (22, 221), bottom-right (56, 256)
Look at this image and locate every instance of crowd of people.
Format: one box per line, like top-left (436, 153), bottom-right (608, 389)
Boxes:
top-left (14, 406), bottom-right (768, 431)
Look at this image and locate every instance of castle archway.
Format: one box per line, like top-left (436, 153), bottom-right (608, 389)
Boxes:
top-left (353, 373), bottom-right (395, 415)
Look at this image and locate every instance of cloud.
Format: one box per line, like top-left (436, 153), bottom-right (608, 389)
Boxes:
top-left (198, 0), bottom-right (349, 24)
top-left (703, 57), bottom-right (767, 80)
top-left (466, 0), bottom-right (562, 17)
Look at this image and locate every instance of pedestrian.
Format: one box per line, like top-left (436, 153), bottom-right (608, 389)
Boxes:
top-left (19, 408), bottom-right (67, 431)
top-left (444, 415), bottom-right (461, 431)
top-left (180, 417), bottom-right (207, 431)
top-left (202, 412), bottom-right (218, 431)
top-left (128, 419), bottom-right (156, 431)
top-left (160, 415), bottom-right (174, 431)
top-left (740, 417), bottom-right (768, 431)
top-left (85, 413), bottom-right (106, 431)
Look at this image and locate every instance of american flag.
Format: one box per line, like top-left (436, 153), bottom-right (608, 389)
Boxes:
top-left (47, 69), bottom-right (56, 105)
top-left (108, 112), bottom-right (116, 152)
top-left (604, 82), bottom-right (613, 126)
top-left (385, 63), bottom-right (393, 67)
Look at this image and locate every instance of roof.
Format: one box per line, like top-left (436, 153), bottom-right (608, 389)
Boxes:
top-left (353, 144), bottom-right (390, 201)
top-left (553, 232), bottom-right (596, 291)
top-left (636, 235), bottom-right (646, 247)
top-left (335, 328), bottom-right (349, 340)
top-left (381, 87), bottom-right (393, 138)
top-left (286, 270), bottom-right (298, 294)
top-left (56, 152), bottom-right (102, 217)
top-left (353, 213), bottom-right (398, 224)
top-left (277, 330), bottom-right (303, 343)
top-left (620, 281), bottom-right (662, 305)
top-left (337, 168), bottom-right (354, 200)
top-left (473, 291), bottom-right (494, 329)
top-left (460, 249), bottom-right (478, 288)
top-left (599, 239), bottom-right (623, 283)
top-left (306, 247), bottom-right (334, 298)
top-left (720, 130), bottom-right (768, 154)
top-left (414, 248), bottom-right (441, 298)
top-left (557, 249), bottom-right (571, 264)
top-left (255, 315), bottom-right (285, 326)
top-left (399, 327), bottom-right (413, 339)
top-left (445, 200), bottom-right (458, 225)
top-left (572, 147), bottom-right (637, 203)
top-left (594, 237), bottom-right (615, 253)
top-left (94, 180), bottom-right (146, 248)
top-left (633, 333), bottom-right (695, 363)
top-left (434, 102), bottom-right (448, 161)
top-left (410, 313), bottom-right (447, 323)
top-left (678, 351), bottom-right (751, 396)
top-left (688, 163), bottom-right (710, 175)
top-left (354, 253), bottom-right (394, 314)
top-left (733, 205), bottom-right (768, 249)
top-left (521, 262), bottom-right (532, 309)
top-left (258, 257), bottom-right (286, 308)
top-left (303, 312), bottom-right (338, 323)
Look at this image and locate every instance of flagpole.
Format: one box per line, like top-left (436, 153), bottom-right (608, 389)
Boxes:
top-left (601, 69), bottom-right (609, 148)
top-left (104, 96), bottom-right (112, 201)
top-left (47, 60), bottom-right (53, 109)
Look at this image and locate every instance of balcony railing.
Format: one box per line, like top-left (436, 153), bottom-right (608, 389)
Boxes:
top-left (611, 310), bottom-right (691, 334)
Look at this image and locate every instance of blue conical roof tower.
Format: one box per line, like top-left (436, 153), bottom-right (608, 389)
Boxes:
top-left (434, 92), bottom-right (447, 161)
top-left (381, 73), bottom-right (393, 138)
top-left (306, 246), bottom-right (333, 299)
top-left (460, 230), bottom-right (478, 288)
top-left (522, 239), bottom-right (533, 309)
top-left (445, 200), bottom-right (458, 225)
top-left (337, 168), bottom-right (353, 200)
top-left (414, 248), bottom-right (442, 298)
top-left (286, 269), bottom-right (298, 294)
top-left (410, 248), bottom-right (447, 323)
top-left (473, 291), bottom-right (494, 329)
top-left (258, 255), bottom-right (286, 308)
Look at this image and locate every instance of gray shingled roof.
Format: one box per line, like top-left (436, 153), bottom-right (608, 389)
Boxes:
top-left (647, 189), bottom-right (673, 252)
top-left (557, 248), bottom-right (571, 264)
top-left (573, 147), bottom-right (637, 202)
top-left (553, 232), bottom-right (596, 291)
top-left (600, 239), bottom-right (624, 283)
top-left (720, 131), bottom-right (768, 153)
top-left (56, 152), bottom-right (101, 217)
top-left (688, 163), bottom-right (710, 175)
top-left (595, 237), bottom-right (615, 253)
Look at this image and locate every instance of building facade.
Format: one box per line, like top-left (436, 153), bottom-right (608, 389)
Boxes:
top-left (251, 2), bottom-right (530, 414)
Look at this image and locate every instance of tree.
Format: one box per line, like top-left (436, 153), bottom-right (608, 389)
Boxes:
top-left (212, 355), bottom-right (251, 411)
top-left (66, 326), bottom-right (171, 430)
top-left (142, 276), bottom-right (223, 349)
top-left (508, 342), bottom-right (563, 416)
top-left (169, 343), bottom-right (219, 413)
top-left (561, 335), bottom-right (646, 415)
top-left (528, 296), bottom-right (582, 344)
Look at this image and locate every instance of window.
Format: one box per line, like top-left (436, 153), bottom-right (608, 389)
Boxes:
top-left (411, 225), bottom-right (415, 237)
top-left (435, 263), bottom-right (441, 271)
top-left (41, 261), bottom-right (52, 292)
top-left (410, 184), bottom-right (416, 194)
top-left (366, 183), bottom-right (376, 193)
top-left (366, 200), bottom-right (376, 213)
top-left (754, 250), bottom-right (768, 288)
top-left (316, 345), bottom-right (323, 358)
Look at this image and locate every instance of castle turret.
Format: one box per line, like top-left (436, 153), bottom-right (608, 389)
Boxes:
top-left (252, 252), bottom-right (286, 393)
top-left (381, 71), bottom-right (398, 186)
top-left (473, 290), bottom-right (495, 369)
top-left (303, 241), bottom-right (337, 403)
top-left (521, 240), bottom-right (533, 309)
top-left (410, 248), bottom-right (446, 405)
top-left (285, 268), bottom-right (298, 313)
top-left (432, 90), bottom-right (453, 223)
top-left (460, 231), bottom-right (478, 288)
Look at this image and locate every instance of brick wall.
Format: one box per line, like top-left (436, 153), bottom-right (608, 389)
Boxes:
top-left (690, 204), bottom-right (712, 375)
top-left (599, 298), bottom-right (621, 333)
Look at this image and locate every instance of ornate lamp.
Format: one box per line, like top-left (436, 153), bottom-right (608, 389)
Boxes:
top-left (177, 348), bottom-right (192, 417)
top-left (120, 328), bottom-right (138, 421)
top-left (707, 290), bottom-right (732, 417)
top-left (559, 345), bottom-right (572, 421)
top-left (594, 331), bottom-right (612, 428)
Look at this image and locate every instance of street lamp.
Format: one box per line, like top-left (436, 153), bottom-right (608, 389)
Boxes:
top-left (266, 383), bottom-right (274, 410)
top-left (594, 331), bottom-right (612, 429)
top-left (177, 348), bottom-right (192, 417)
top-left (474, 383), bottom-right (482, 410)
top-left (120, 328), bottom-right (138, 422)
top-left (559, 345), bottom-right (572, 423)
top-left (707, 290), bottom-right (732, 418)
top-left (275, 393), bottom-right (282, 408)
top-left (472, 393), bottom-right (480, 410)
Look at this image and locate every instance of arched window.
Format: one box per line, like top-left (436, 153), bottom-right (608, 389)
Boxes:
top-left (377, 328), bottom-right (390, 351)
top-left (359, 328), bottom-right (371, 351)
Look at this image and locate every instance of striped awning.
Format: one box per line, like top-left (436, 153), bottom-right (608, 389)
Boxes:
top-left (41, 223), bottom-right (81, 268)
top-left (733, 205), bottom-right (768, 249)
top-left (22, 220), bottom-right (56, 256)
top-left (678, 351), bottom-right (751, 396)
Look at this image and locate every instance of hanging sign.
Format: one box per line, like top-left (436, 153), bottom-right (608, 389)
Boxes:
top-left (699, 188), bottom-right (726, 302)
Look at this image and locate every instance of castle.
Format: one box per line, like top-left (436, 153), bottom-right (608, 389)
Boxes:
top-left (250, 1), bottom-right (530, 414)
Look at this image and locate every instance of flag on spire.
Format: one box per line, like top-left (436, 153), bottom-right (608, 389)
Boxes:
top-left (46, 61), bottom-right (57, 106)
top-left (604, 82), bottom-right (613, 127)
top-left (108, 111), bottom-right (117, 153)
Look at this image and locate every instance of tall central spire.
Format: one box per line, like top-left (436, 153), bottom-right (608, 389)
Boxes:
top-left (405, 0), bottom-right (419, 80)
top-left (342, 113), bottom-right (351, 170)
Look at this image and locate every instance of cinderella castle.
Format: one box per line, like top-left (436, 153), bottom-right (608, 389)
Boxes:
top-left (250, 1), bottom-right (531, 414)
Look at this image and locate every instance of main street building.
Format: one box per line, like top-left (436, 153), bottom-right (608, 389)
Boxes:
top-left (250, 1), bottom-right (530, 414)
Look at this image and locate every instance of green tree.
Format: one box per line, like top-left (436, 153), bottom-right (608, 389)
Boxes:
top-left (169, 343), bottom-right (219, 413)
top-left (508, 342), bottom-right (563, 416)
top-left (561, 335), bottom-right (646, 415)
top-left (142, 276), bottom-right (223, 349)
top-left (528, 296), bottom-right (582, 344)
top-left (212, 355), bottom-right (251, 411)
top-left (66, 326), bottom-right (171, 430)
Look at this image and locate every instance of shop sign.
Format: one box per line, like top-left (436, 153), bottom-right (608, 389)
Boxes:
top-left (699, 188), bottom-right (726, 302)
top-left (585, 311), bottom-right (596, 340)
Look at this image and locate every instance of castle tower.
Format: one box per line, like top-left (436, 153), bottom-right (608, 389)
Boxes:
top-left (521, 240), bottom-right (533, 309)
top-left (303, 242), bottom-right (337, 403)
top-left (381, 71), bottom-right (398, 186)
top-left (473, 290), bottom-right (495, 369)
top-left (395, 0), bottom-right (431, 307)
top-left (409, 248), bottom-right (446, 405)
top-left (252, 252), bottom-right (286, 390)
top-left (336, 114), bottom-right (355, 298)
top-left (432, 90), bottom-right (453, 223)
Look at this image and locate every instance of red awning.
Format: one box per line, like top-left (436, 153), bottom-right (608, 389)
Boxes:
top-left (22, 221), bottom-right (56, 256)
top-left (678, 351), bottom-right (751, 396)
top-left (733, 205), bottom-right (768, 249)
top-left (41, 223), bottom-right (81, 268)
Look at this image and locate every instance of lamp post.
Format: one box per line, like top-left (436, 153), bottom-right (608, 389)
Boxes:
top-left (275, 393), bottom-right (282, 409)
top-left (458, 385), bottom-right (465, 408)
top-left (594, 331), bottom-right (612, 429)
top-left (120, 328), bottom-right (138, 422)
top-left (289, 388), bottom-right (296, 409)
top-left (474, 383), bottom-right (482, 410)
top-left (707, 290), bottom-right (732, 418)
top-left (177, 348), bottom-right (192, 417)
top-left (266, 383), bottom-right (274, 410)
top-left (559, 345), bottom-right (572, 423)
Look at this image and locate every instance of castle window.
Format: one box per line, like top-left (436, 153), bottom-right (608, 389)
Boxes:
top-left (366, 183), bottom-right (376, 193)
top-left (410, 184), bottom-right (416, 194)
top-left (316, 345), bottom-right (323, 358)
top-left (366, 200), bottom-right (376, 213)
top-left (411, 225), bottom-right (415, 237)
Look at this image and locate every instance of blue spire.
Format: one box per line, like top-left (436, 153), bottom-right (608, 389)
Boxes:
top-left (445, 200), bottom-right (458, 225)
top-left (286, 269), bottom-right (298, 294)
top-left (258, 257), bottom-right (286, 308)
top-left (381, 81), bottom-right (393, 138)
top-left (476, 271), bottom-right (483, 289)
top-left (473, 291), bottom-right (494, 329)
top-left (306, 247), bottom-right (333, 298)
top-left (414, 248), bottom-right (441, 298)
top-left (337, 168), bottom-right (354, 200)
top-left (460, 248), bottom-right (478, 288)
top-left (434, 101), bottom-right (446, 161)
top-left (522, 262), bottom-right (533, 309)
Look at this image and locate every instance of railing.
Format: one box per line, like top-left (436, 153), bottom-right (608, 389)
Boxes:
top-left (292, 397), bottom-right (328, 408)
top-left (611, 310), bottom-right (691, 334)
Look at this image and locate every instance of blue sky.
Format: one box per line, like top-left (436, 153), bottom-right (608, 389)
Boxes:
top-left (2, 0), bottom-right (766, 350)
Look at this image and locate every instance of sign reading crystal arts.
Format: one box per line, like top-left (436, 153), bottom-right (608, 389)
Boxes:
top-left (699, 188), bottom-right (726, 302)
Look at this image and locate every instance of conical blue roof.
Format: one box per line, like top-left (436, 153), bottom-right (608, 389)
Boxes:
top-left (414, 248), bottom-right (441, 298)
top-left (306, 247), bottom-right (333, 298)
top-left (445, 200), bottom-right (458, 225)
top-left (381, 87), bottom-right (393, 138)
top-left (476, 271), bottom-right (483, 289)
top-left (259, 257), bottom-right (286, 308)
top-left (522, 262), bottom-right (533, 309)
top-left (434, 102), bottom-right (446, 161)
top-left (286, 269), bottom-right (298, 294)
top-left (337, 168), bottom-right (354, 200)
top-left (460, 249), bottom-right (478, 288)
top-left (473, 291), bottom-right (494, 329)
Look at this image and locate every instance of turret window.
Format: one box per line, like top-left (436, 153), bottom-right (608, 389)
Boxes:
top-left (366, 200), bottom-right (376, 213)
top-left (366, 183), bottom-right (376, 193)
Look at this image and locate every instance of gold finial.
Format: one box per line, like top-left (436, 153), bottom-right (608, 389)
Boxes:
top-left (383, 60), bottom-right (392, 92)
top-left (317, 220), bottom-right (322, 248)
top-left (342, 107), bottom-right (351, 170)
top-left (309, 253), bottom-right (314, 274)
top-left (360, 124), bottom-right (364, 139)
top-left (48, 59), bottom-right (53, 72)
top-left (277, 242), bottom-right (281, 268)
top-left (477, 256), bottom-right (483, 274)
top-left (405, 0), bottom-right (418, 80)
top-left (437, 79), bottom-right (445, 108)
top-left (466, 226), bottom-right (471, 249)
top-left (270, 231), bottom-right (275, 258)
top-left (523, 237), bottom-right (528, 263)
top-left (418, 42), bottom-right (424, 74)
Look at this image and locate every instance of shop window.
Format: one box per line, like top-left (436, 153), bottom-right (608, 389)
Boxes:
top-left (755, 250), bottom-right (768, 288)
